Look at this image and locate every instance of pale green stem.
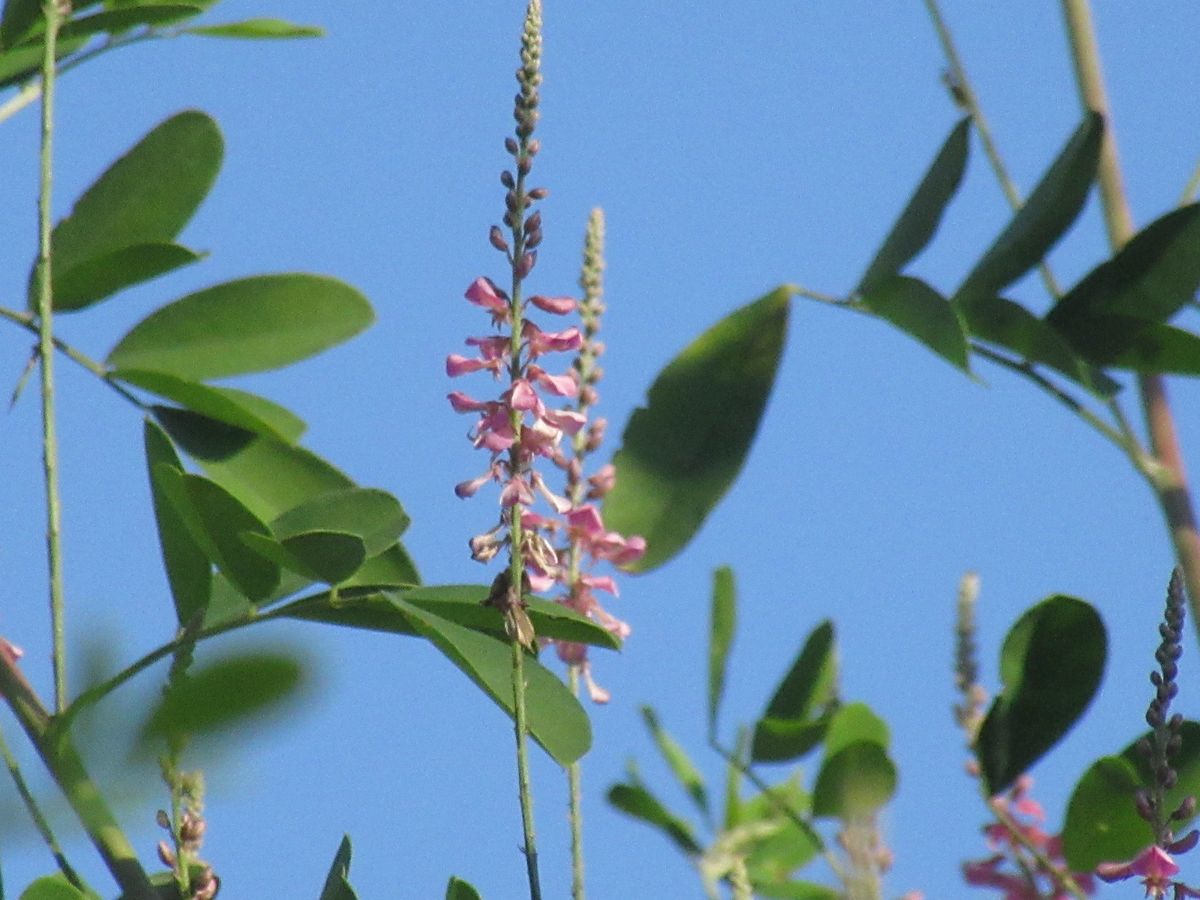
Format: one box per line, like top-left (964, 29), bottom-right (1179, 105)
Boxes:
top-left (36, 0), bottom-right (68, 717)
top-left (567, 667), bottom-right (586, 900)
top-left (0, 724), bottom-right (88, 891)
top-left (1061, 0), bottom-right (1200, 632)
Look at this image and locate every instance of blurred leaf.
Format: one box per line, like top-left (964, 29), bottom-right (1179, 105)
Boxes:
top-left (140, 650), bottom-right (305, 743)
top-left (390, 595), bottom-right (591, 765)
top-left (754, 883), bottom-right (840, 900)
top-left (954, 113), bottom-right (1103, 314)
top-left (858, 117), bottom-right (970, 292)
top-left (319, 835), bottom-right (357, 900)
top-left (749, 717), bottom-right (830, 767)
top-left (811, 741), bottom-right (897, 818)
top-left (823, 702), bottom-right (889, 756)
top-left (144, 419), bottom-right (211, 624)
top-left (202, 572), bottom-right (254, 629)
top-left (0, 36), bottom-right (86, 90)
top-left (735, 776), bottom-right (821, 878)
top-left (977, 595), bottom-right (1106, 794)
top-left (36, 110), bottom-right (222, 311)
top-left (604, 288), bottom-right (788, 572)
top-left (444, 877), bottom-right (481, 900)
top-left (52, 242), bottom-right (203, 311)
top-left (116, 370), bottom-right (304, 442)
top-left (18, 876), bottom-right (89, 900)
top-left (607, 783), bottom-right (703, 856)
top-left (60, 5), bottom-right (202, 39)
top-left (751, 620), bottom-right (837, 763)
top-left (1109, 323), bottom-right (1200, 375)
top-left (641, 706), bottom-right (709, 818)
top-left (242, 530), bottom-right (366, 586)
top-left (707, 566), bottom-right (736, 740)
top-left (858, 275), bottom-right (970, 372)
top-left (0, 0), bottom-right (39, 48)
top-left (1063, 721), bottom-right (1200, 870)
top-left (181, 471), bottom-right (280, 601)
top-left (106, 274), bottom-right (373, 379)
top-left (966, 296), bottom-right (1120, 396)
top-left (184, 18), bottom-right (322, 39)
top-left (1047, 204), bottom-right (1200, 361)
top-left (272, 488), bottom-right (409, 557)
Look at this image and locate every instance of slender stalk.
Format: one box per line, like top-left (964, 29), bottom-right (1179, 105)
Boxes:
top-left (35, 0), bottom-right (68, 717)
top-left (0, 725), bottom-right (88, 891)
top-left (986, 792), bottom-right (1089, 899)
top-left (566, 667), bottom-right (586, 900)
top-left (1060, 0), bottom-right (1200, 630)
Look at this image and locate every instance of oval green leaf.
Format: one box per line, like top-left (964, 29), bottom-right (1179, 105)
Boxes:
top-left (976, 594), bottom-right (1106, 794)
top-left (184, 18), bottom-right (323, 39)
top-left (858, 118), bottom-right (970, 293)
top-left (53, 242), bottom-right (204, 311)
top-left (607, 783), bottom-right (703, 856)
top-left (183, 473), bottom-right (280, 601)
top-left (106, 274), bottom-right (374, 380)
top-left (272, 488), bottom-right (409, 557)
top-left (444, 877), bottom-right (481, 900)
top-left (604, 288), bottom-right (789, 572)
top-left (858, 275), bottom-right (970, 372)
top-left (1110, 323), bottom-right (1200, 375)
top-left (823, 702), bottom-right (889, 757)
top-left (19, 875), bottom-right (89, 900)
top-left (242, 530), bottom-right (366, 586)
top-left (811, 741), bottom-right (897, 819)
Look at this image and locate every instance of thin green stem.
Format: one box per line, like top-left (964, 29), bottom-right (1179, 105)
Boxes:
top-left (566, 667), bottom-right (586, 900)
top-left (0, 724), bottom-right (89, 892)
top-left (986, 790), bottom-right (1089, 900)
top-left (36, 0), bottom-right (68, 717)
top-left (1061, 0), bottom-right (1200, 632)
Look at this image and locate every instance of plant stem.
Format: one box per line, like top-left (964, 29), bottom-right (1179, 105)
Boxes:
top-left (0, 724), bottom-right (88, 892)
top-left (986, 791), bottom-right (1089, 900)
top-left (36, 0), bottom-right (68, 716)
top-left (567, 667), bottom-right (586, 900)
top-left (1060, 0), bottom-right (1200, 630)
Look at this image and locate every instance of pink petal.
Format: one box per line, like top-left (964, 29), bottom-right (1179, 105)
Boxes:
top-left (566, 505), bottom-right (604, 536)
top-left (529, 294), bottom-right (577, 315)
top-left (465, 276), bottom-right (507, 311)
top-left (527, 365), bottom-right (578, 397)
top-left (448, 391), bottom-right (489, 413)
top-left (446, 354), bottom-right (490, 377)
top-left (507, 379), bottom-right (540, 411)
top-left (542, 408), bottom-right (586, 435)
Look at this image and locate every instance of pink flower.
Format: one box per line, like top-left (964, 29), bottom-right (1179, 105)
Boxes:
top-left (465, 277), bottom-right (511, 325)
top-left (528, 294), bottom-right (577, 315)
top-left (1097, 844), bottom-right (1200, 898)
top-left (523, 321), bottom-right (582, 358)
top-left (526, 365), bottom-right (577, 397)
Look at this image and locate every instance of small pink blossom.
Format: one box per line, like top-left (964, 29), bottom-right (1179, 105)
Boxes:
top-left (528, 294), bottom-right (577, 315)
top-left (541, 408), bottom-right (586, 436)
top-left (506, 379), bottom-right (541, 411)
top-left (526, 365), bottom-right (577, 397)
top-left (1097, 844), bottom-right (1200, 898)
top-left (448, 391), bottom-right (490, 413)
top-left (523, 321), bottom-right (582, 357)
top-left (465, 277), bottom-right (510, 325)
top-left (446, 353), bottom-right (496, 377)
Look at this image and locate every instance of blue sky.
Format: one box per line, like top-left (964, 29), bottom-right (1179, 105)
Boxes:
top-left (2, 2), bottom-right (1200, 897)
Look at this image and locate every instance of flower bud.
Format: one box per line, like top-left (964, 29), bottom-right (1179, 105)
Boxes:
top-left (501, 170), bottom-right (515, 188)
top-left (489, 226), bottom-right (509, 253)
top-left (528, 187), bottom-right (549, 200)
top-left (505, 136), bottom-right (519, 155)
top-left (516, 251), bottom-right (536, 279)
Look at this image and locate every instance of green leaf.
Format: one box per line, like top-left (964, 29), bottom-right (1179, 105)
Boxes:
top-left (604, 288), bottom-right (789, 571)
top-left (144, 420), bottom-right (211, 624)
top-left (1063, 721), bottom-right (1200, 870)
top-left (140, 650), bottom-right (306, 743)
top-left (390, 596), bottom-right (592, 765)
top-left (1046, 204), bottom-right (1200, 362)
top-left (319, 835), bottom-right (357, 900)
top-left (340, 543), bottom-right (420, 590)
top-left (858, 275), bottom-right (970, 372)
top-left (707, 566), bottom-right (736, 741)
top-left (954, 113), bottom-right (1103, 314)
top-left (272, 488), bottom-right (409, 557)
top-left (19, 876), bottom-right (88, 900)
top-left (977, 595), bottom-right (1106, 794)
top-left (858, 118), bottom-right (970, 292)
top-left (0, 36), bottom-right (86, 90)
top-left (181, 472), bottom-right (280, 601)
top-left (184, 18), bottom-right (322, 39)
top-left (641, 706), bottom-right (709, 818)
top-left (36, 111), bottom-right (222, 311)
top-left (444, 877), bottom-right (481, 900)
top-left (1, 0), bottom-right (40, 48)
top-left (751, 620), bottom-right (838, 763)
top-left (116, 370), bottom-right (305, 442)
top-left (241, 530), bottom-right (366, 586)
top-left (823, 703), bottom-right (889, 756)
top-left (734, 776), bottom-right (821, 877)
top-left (1109, 323), bottom-right (1200, 375)
top-left (754, 882), bottom-right (841, 900)
top-left (52, 242), bottom-right (203, 311)
top-left (59, 5), bottom-right (202, 40)
top-left (607, 783), bottom-right (703, 856)
top-left (106, 274), bottom-right (374, 380)
top-left (965, 296), bottom-right (1120, 396)
top-left (811, 741), bottom-right (897, 818)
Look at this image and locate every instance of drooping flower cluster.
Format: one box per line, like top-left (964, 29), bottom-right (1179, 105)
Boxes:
top-left (447, 0), bottom-right (643, 685)
top-left (1096, 569), bottom-right (1200, 899)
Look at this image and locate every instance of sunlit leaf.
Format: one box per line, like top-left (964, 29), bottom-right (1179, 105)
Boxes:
top-left (858, 275), bottom-right (970, 372)
top-left (0, 36), bottom-right (86, 91)
top-left (605, 288), bottom-right (789, 571)
top-left (708, 566), bottom-right (736, 740)
top-left (811, 742), bottom-right (897, 818)
top-left (858, 117), bottom-right (969, 292)
top-left (977, 595), bottom-right (1106, 794)
top-left (607, 783), bottom-right (703, 856)
top-left (753, 881), bottom-right (840, 899)
top-left (823, 703), bottom-right (889, 756)
top-left (272, 488), bottom-right (409, 557)
top-left (954, 113), bottom-right (1102, 314)
top-left (52, 242), bottom-right (203, 311)
top-left (18, 875), bottom-right (89, 900)
top-left (319, 835), bottom-right (357, 900)
top-left (184, 18), bottom-right (322, 39)
top-left (106, 274), bottom-right (373, 380)
top-left (59, 5), bottom-right (202, 40)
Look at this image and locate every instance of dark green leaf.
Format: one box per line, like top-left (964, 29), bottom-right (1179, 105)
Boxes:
top-left (734, 776), bottom-right (821, 878)
top-left (607, 783), bottom-right (703, 856)
top-left (977, 595), bottom-right (1106, 794)
top-left (116, 370), bottom-right (305, 442)
top-left (708, 566), bottom-right (736, 740)
top-left (36, 111), bottom-right (222, 310)
top-left (182, 472), bottom-right (280, 601)
top-left (823, 703), bottom-right (889, 756)
top-left (444, 877), bottom-right (481, 900)
top-left (1047, 204), bottom-right (1200, 361)
top-left (390, 596), bottom-right (591, 765)
top-left (605, 288), bottom-right (789, 571)
top-left (340, 543), bottom-right (420, 589)
top-left (858, 118), bottom-right (970, 292)
top-left (52, 242), bottom-right (203, 311)
top-left (641, 706), bottom-right (708, 818)
top-left (1109, 323), bottom-right (1200, 375)
top-left (966, 296), bottom-right (1120, 396)
top-left (858, 275), bottom-right (970, 372)
top-left (1061, 755), bottom-right (1146, 871)
top-left (751, 620), bottom-right (838, 763)
top-left (18, 875), bottom-right (88, 900)
top-left (0, 36), bottom-right (85, 90)
top-left (0, 0), bottom-right (39, 48)
top-left (749, 717), bottom-right (830, 765)
top-left (106, 274), bottom-right (374, 380)
top-left (954, 113), bottom-right (1103, 314)
top-left (272, 488), bottom-right (409, 557)
top-left (140, 650), bottom-right (306, 743)
top-left (241, 530), bottom-right (366, 586)
top-left (60, 5), bottom-right (202, 40)
top-left (184, 18), bottom-right (322, 39)
top-left (319, 835), bottom-right (357, 900)
top-left (811, 742), bottom-right (897, 818)
top-left (144, 420), bottom-right (210, 624)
